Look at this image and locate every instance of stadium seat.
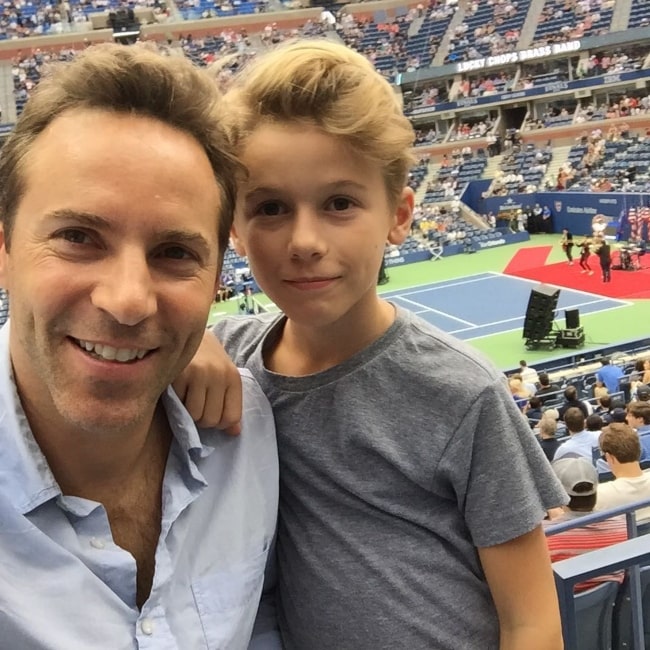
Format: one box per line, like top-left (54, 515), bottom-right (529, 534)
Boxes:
top-left (612, 566), bottom-right (650, 650)
top-left (574, 581), bottom-right (619, 650)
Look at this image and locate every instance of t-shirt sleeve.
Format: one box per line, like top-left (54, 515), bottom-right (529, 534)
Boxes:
top-left (439, 379), bottom-right (569, 548)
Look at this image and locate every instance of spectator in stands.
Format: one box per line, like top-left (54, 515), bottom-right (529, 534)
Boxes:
top-left (626, 401), bottom-right (650, 460)
top-left (596, 423), bottom-right (650, 522)
top-left (637, 384), bottom-right (650, 402)
top-left (546, 458), bottom-right (628, 592)
top-left (554, 407), bottom-right (599, 461)
top-left (537, 372), bottom-right (562, 405)
top-left (191, 39), bottom-right (567, 650)
top-left (586, 413), bottom-right (605, 437)
top-left (558, 385), bottom-right (590, 420)
top-left (594, 394), bottom-right (615, 423)
top-left (539, 414), bottom-right (562, 462)
top-left (519, 359), bottom-right (539, 385)
top-left (597, 357), bottom-right (624, 394)
top-left (0, 44), bottom-right (277, 647)
top-left (525, 395), bottom-right (544, 428)
top-left (509, 376), bottom-right (533, 410)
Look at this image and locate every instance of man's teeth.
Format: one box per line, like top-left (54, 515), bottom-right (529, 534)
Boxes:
top-left (76, 340), bottom-right (148, 362)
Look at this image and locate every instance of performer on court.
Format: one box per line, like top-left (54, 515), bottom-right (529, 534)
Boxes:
top-left (595, 239), bottom-right (612, 283)
top-left (560, 228), bottom-right (574, 264)
top-left (578, 236), bottom-right (593, 275)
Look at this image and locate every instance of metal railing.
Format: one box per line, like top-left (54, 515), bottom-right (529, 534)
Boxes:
top-left (546, 498), bottom-right (650, 649)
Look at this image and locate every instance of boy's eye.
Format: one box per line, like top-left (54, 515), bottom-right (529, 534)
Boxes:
top-left (328, 197), bottom-right (355, 211)
top-left (258, 202), bottom-right (285, 217)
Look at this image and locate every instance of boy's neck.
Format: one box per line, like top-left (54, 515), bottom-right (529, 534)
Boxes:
top-left (267, 300), bottom-right (396, 376)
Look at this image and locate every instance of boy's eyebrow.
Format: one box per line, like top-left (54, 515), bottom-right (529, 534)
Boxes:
top-left (243, 180), bottom-right (369, 199)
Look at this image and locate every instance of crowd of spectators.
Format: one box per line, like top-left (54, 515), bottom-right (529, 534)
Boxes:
top-left (456, 72), bottom-right (514, 98)
top-left (533, 0), bottom-right (615, 46)
top-left (445, 0), bottom-right (522, 64)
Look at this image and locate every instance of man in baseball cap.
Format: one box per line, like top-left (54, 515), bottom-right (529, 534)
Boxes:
top-left (545, 458), bottom-right (627, 592)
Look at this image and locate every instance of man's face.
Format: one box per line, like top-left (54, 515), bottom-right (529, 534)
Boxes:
top-left (0, 108), bottom-right (222, 437)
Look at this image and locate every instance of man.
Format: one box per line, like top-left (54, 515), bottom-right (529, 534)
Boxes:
top-left (538, 415), bottom-right (562, 462)
top-left (546, 458), bottom-right (627, 592)
top-left (557, 385), bottom-right (590, 420)
top-left (553, 407), bottom-right (600, 461)
top-left (596, 423), bottom-right (650, 522)
top-left (560, 228), bottom-right (574, 264)
top-left (0, 44), bottom-right (278, 648)
top-left (596, 357), bottom-right (624, 394)
top-left (626, 401), bottom-right (650, 460)
top-left (536, 372), bottom-right (562, 405)
top-left (595, 239), bottom-right (612, 282)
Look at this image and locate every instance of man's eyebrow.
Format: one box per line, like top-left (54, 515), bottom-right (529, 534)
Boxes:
top-left (44, 208), bottom-right (112, 229)
top-left (44, 209), bottom-right (213, 256)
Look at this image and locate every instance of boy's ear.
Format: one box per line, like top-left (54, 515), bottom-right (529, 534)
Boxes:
top-left (387, 187), bottom-right (414, 246)
top-left (229, 225), bottom-right (247, 258)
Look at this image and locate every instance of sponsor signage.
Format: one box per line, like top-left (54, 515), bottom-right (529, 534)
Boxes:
top-left (407, 68), bottom-right (650, 118)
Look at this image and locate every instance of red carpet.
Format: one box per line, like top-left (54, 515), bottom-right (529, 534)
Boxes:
top-left (505, 251), bottom-right (650, 300)
top-left (503, 246), bottom-right (553, 273)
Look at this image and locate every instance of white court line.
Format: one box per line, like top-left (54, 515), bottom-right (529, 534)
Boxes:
top-left (379, 273), bottom-right (494, 297)
top-left (388, 274), bottom-right (497, 299)
top-left (488, 271), bottom-right (633, 306)
top-left (457, 302), bottom-right (634, 340)
top-left (396, 296), bottom-right (476, 326)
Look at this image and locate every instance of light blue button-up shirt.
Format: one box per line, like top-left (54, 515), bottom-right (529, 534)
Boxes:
top-left (0, 323), bottom-right (279, 650)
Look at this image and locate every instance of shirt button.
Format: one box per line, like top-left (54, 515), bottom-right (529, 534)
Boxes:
top-left (141, 618), bottom-right (154, 636)
top-left (90, 538), bottom-right (105, 549)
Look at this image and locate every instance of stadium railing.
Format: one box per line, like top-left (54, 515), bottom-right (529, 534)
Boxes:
top-left (547, 499), bottom-right (650, 650)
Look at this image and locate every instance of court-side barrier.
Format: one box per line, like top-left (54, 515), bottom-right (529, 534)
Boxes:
top-left (547, 499), bottom-right (650, 650)
top-left (442, 230), bottom-right (530, 257)
top-left (384, 250), bottom-right (432, 267)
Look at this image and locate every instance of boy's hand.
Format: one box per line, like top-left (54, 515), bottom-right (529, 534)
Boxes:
top-left (173, 330), bottom-right (242, 434)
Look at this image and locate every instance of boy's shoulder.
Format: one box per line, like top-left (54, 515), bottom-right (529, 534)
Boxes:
top-left (396, 307), bottom-right (502, 385)
top-left (211, 313), bottom-right (281, 364)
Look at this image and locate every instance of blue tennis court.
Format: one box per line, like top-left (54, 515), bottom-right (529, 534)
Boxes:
top-left (381, 272), bottom-right (630, 340)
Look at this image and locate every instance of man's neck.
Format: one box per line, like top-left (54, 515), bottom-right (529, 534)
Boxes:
top-left (26, 398), bottom-right (169, 502)
top-left (612, 461), bottom-right (644, 480)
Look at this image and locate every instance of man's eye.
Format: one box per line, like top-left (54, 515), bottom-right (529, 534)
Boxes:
top-left (59, 229), bottom-right (90, 244)
top-left (162, 246), bottom-right (194, 260)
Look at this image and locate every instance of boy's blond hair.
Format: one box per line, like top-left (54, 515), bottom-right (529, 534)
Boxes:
top-left (225, 40), bottom-right (416, 206)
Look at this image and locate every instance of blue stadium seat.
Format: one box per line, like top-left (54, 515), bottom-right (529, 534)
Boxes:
top-left (574, 581), bottom-right (619, 650)
top-left (612, 567), bottom-right (650, 650)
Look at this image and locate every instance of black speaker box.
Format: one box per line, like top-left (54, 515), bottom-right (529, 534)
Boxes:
top-left (523, 285), bottom-right (560, 340)
top-left (565, 308), bottom-right (580, 329)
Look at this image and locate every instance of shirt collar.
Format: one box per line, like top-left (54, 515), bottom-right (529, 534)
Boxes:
top-left (0, 321), bottom-right (214, 513)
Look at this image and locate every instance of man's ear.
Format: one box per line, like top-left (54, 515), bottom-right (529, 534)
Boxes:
top-left (229, 225), bottom-right (247, 258)
top-left (387, 187), bottom-right (414, 246)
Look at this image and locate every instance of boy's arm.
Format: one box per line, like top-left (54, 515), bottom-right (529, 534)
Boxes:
top-left (173, 329), bottom-right (243, 433)
top-left (477, 526), bottom-right (563, 650)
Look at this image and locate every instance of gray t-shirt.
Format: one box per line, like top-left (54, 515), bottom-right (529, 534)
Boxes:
top-left (214, 307), bottom-right (567, 650)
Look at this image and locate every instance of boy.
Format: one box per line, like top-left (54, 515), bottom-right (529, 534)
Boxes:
top-left (185, 40), bottom-right (567, 649)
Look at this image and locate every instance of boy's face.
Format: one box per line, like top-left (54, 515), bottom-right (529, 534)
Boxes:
top-left (232, 123), bottom-right (412, 331)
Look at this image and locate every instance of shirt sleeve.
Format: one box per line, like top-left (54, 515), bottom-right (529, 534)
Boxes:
top-left (439, 379), bottom-right (569, 548)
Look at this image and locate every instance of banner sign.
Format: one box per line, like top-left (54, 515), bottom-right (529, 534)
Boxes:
top-left (407, 69), bottom-right (650, 118)
top-left (384, 250), bottom-right (432, 267)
